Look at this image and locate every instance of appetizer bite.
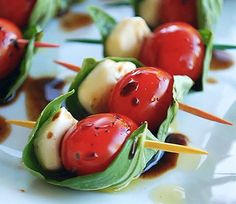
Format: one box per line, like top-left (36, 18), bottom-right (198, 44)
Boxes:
top-left (68, 7), bottom-right (213, 90)
top-left (0, 18), bottom-right (59, 103)
top-left (131, 0), bottom-right (223, 30)
top-left (54, 57), bottom-right (231, 133)
top-left (0, 0), bottom-right (76, 30)
top-left (8, 91), bottom-right (207, 191)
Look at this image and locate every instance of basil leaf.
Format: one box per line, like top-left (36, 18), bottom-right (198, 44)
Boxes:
top-left (88, 6), bottom-right (117, 43)
top-left (66, 58), bottom-right (99, 119)
top-left (193, 29), bottom-right (213, 91)
top-left (0, 31), bottom-right (37, 103)
top-left (22, 90), bottom-right (75, 178)
top-left (66, 57), bottom-right (143, 119)
top-left (157, 76), bottom-right (193, 141)
top-left (197, 0), bottom-right (223, 30)
top-left (87, 6), bottom-right (117, 56)
top-left (27, 0), bottom-right (76, 32)
top-left (27, 0), bottom-right (59, 31)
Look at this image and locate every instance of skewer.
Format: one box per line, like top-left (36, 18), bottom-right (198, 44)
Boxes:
top-left (144, 140), bottom-right (208, 155)
top-left (17, 39), bottom-right (60, 48)
top-left (7, 120), bottom-right (208, 155)
top-left (53, 60), bottom-right (233, 126)
top-left (54, 60), bottom-right (81, 72)
top-left (6, 120), bottom-right (35, 128)
top-left (178, 103), bottom-right (233, 126)
top-left (65, 38), bottom-right (236, 51)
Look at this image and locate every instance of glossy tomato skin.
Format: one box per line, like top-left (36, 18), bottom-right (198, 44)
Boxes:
top-left (61, 113), bottom-right (138, 176)
top-left (109, 67), bottom-right (174, 132)
top-left (0, 18), bottom-right (25, 79)
top-left (139, 22), bottom-right (205, 82)
top-left (0, 0), bottom-right (36, 29)
top-left (159, 0), bottom-right (198, 28)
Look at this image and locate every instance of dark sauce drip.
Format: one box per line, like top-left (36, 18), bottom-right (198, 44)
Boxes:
top-left (120, 80), bottom-right (139, 96)
top-left (210, 50), bottom-right (234, 70)
top-left (0, 115), bottom-right (12, 143)
top-left (24, 77), bottom-right (65, 121)
top-left (142, 133), bottom-right (189, 179)
top-left (60, 12), bottom-right (92, 31)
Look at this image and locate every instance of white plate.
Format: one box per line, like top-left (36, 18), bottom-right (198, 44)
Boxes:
top-left (1, 0), bottom-right (236, 203)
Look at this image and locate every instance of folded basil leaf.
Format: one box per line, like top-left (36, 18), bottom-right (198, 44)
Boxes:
top-left (27, 0), bottom-right (75, 33)
top-left (88, 6), bottom-right (117, 43)
top-left (23, 90), bottom-right (75, 178)
top-left (87, 6), bottom-right (117, 56)
top-left (157, 76), bottom-right (193, 141)
top-left (0, 29), bottom-right (39, 103)
top-left (22, 92), bottom-right (157, 191)
top-left (197, 0), bottom-right (223, 30)
top-left (65, 57), bottom-right (143, 119)
top-left (193, 29), bottom-right (213, 91)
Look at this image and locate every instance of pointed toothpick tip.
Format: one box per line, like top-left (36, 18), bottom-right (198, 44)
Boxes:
top-left (178, 102), bottom-right (233, 126)
top-left (144, 140), bottom-right (208, 155)
top-left (17, 39), bottom-right (60, 48)
top-left (54, 60), bottom-right (81, 72)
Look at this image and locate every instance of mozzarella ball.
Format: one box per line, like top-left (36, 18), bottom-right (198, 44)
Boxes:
top-left (34, 107), bottom-right (77, 171)
top-left (78, 59), bottom-right (136, 114)
top-left (105, 17), bottom-right (151, 58)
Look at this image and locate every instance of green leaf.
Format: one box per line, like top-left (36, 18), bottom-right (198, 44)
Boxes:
top-left (88, 6), bottom-right (117, 42)
top-left (213, 44), bottom-right (236, 50)
top-left (27, 0), bottom-right (59, 32)
top-left (66, 58), bottom-right (99, 119)
top-left (0, 31), bottom-right (37, 103)
top-left (157, 76), bottom-right (193, 141)
top-left (23, 101), bottom-right (157, 191)
top-left (197, 0), bottom-right (223, 30)
top-left (65, 57), bottom-right (143, 119)
top-left (23, 90), bottom-right (75, 178)
top-left (193, 29), bottom-right (213, 91)
top-left (87, 6), bottom-right (117, 56)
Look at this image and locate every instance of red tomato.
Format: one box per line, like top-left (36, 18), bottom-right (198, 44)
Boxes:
top-left (0, 18), bottom-right (25, 79)
top-left (61, 113), bottom-right (138, 176)
top-left (0, 0), bottom-right (36, 29)
top-left (139, 22), bottom-right (205, 82)
top-left (109, 67), bottom-right (173, 132)
top-left (159, 0), bottom-right (198, 28)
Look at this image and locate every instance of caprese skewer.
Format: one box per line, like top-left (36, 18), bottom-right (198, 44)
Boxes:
top-left (0, 0), bottom-right (75, 30)
top-left (107, 0), bottom-right (223, 30)
top-left (0, 18), bottom-right (59, 103)
top-left (7, 91), bottom-right (207, 191)
top-left (54, 57), bottom-right (232, 134)
top-left (68, 6), bottom-right (236, 91)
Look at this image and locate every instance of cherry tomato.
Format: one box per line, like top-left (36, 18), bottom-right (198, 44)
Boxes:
top-left (139, 22), bottom-right (205, 82)
top-left (109, 67), bottom-right (173, 132)
top-left (159, 0), bottom-right (198, 28)
top-left (61, 113), bottom-right (138, 176)
top-left (0, 18), bottom-right (25, 79)
top-left (0, 0), bottom-right (36, 29)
